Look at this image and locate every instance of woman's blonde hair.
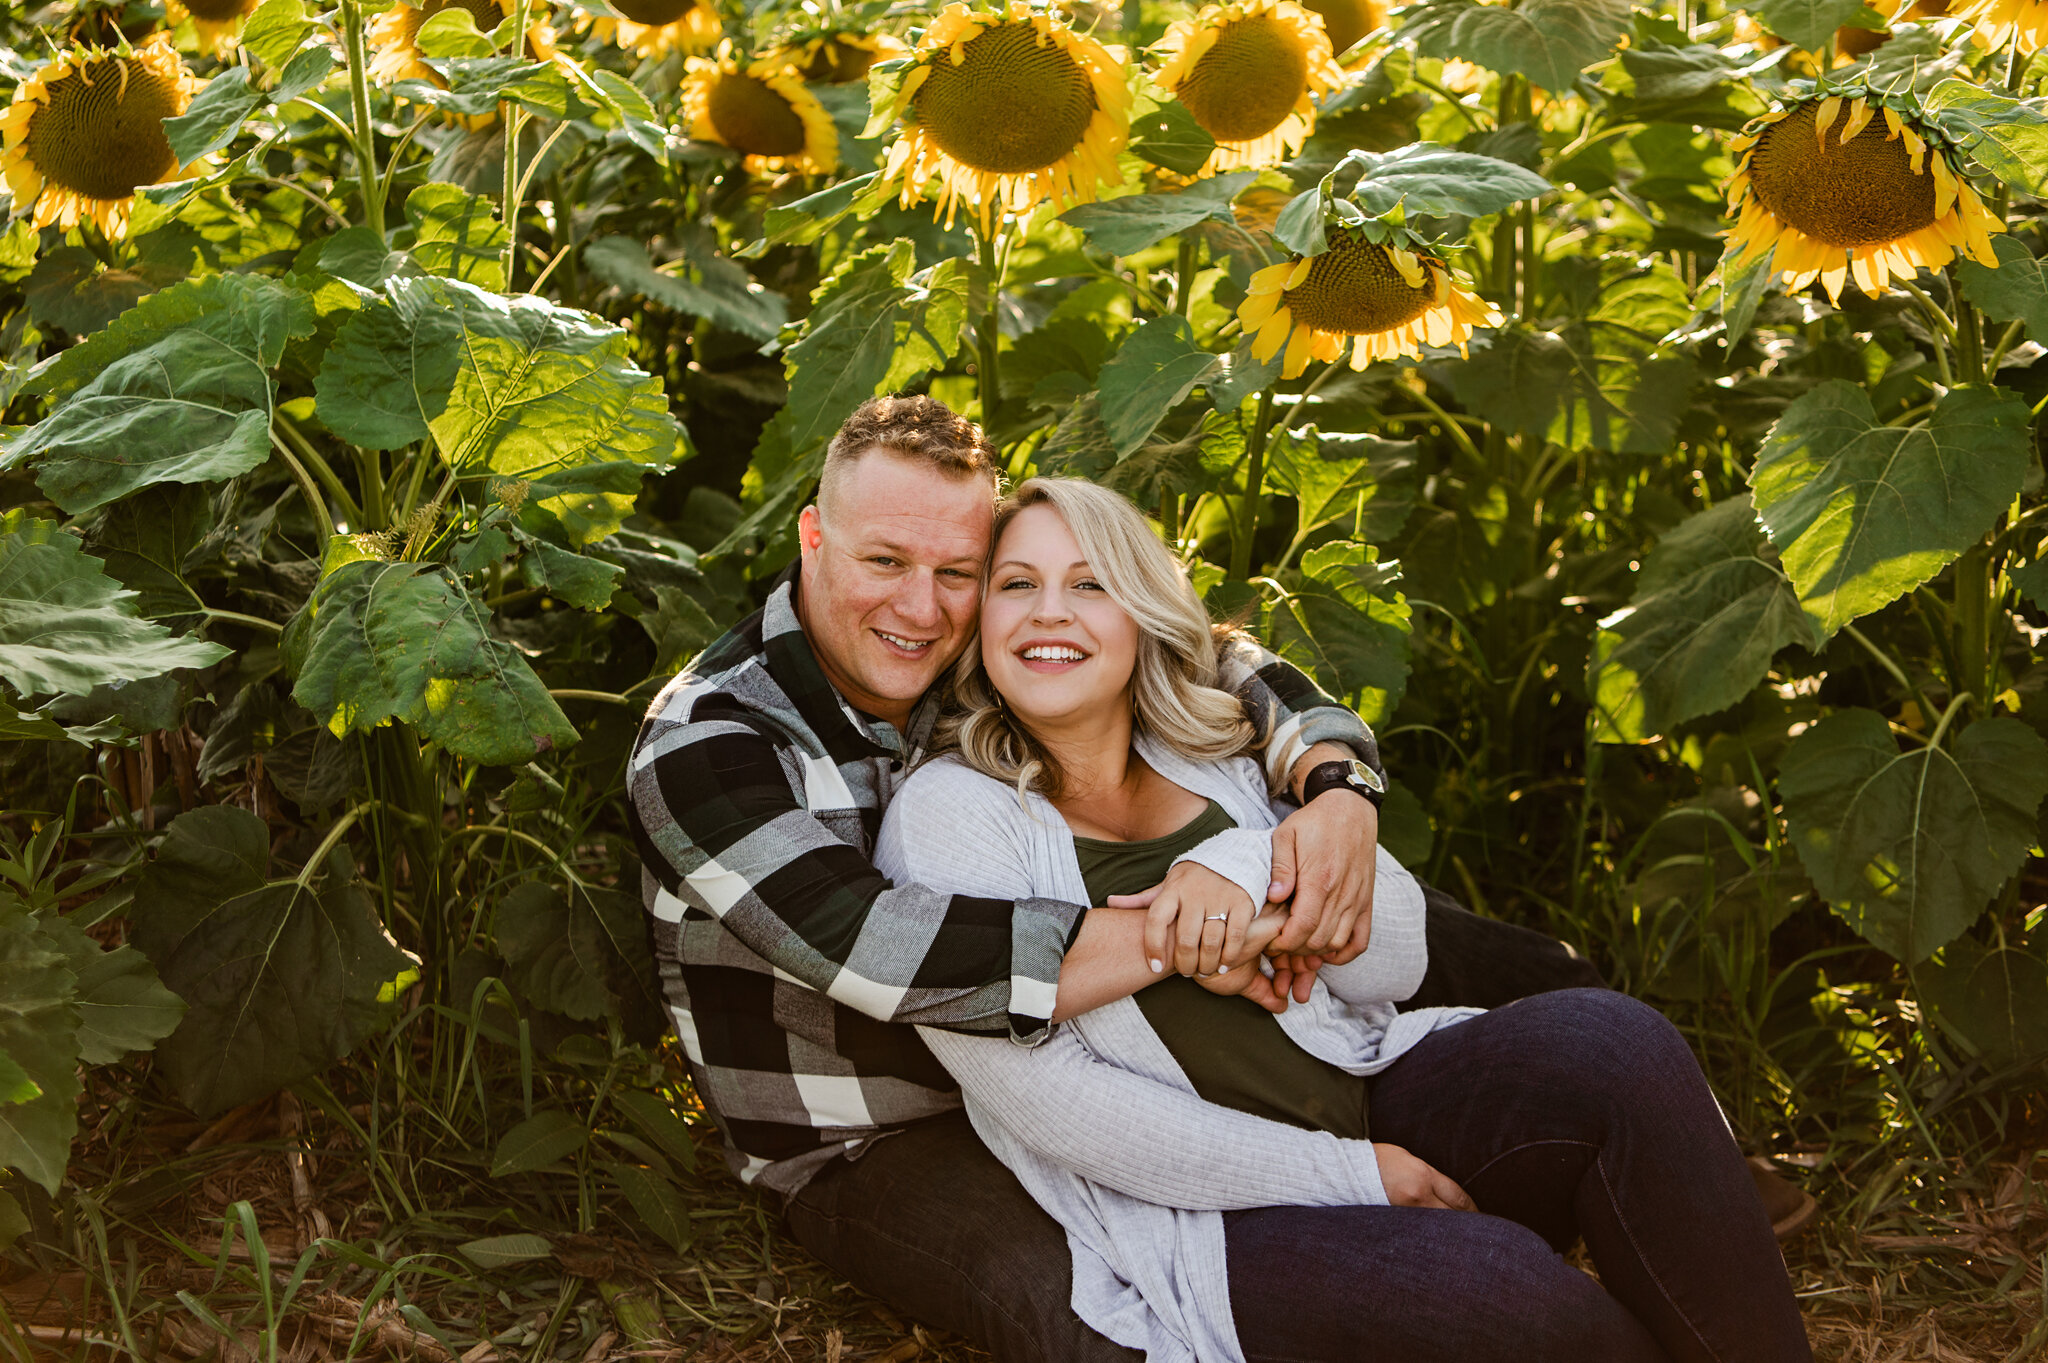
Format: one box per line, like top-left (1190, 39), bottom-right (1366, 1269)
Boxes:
top-left (937, 477), bottom-right (1255, 798)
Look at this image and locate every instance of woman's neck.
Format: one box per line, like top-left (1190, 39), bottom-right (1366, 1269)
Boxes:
top-left (1022, 697), bottom-right (1136, 802)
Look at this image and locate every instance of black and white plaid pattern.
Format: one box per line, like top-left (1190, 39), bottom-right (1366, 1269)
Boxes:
top-left (628, 573), bottom-right (1379, 1194)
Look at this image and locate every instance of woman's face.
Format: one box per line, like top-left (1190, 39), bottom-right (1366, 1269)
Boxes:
top-left (980, 503), bottom-right (1140, 733)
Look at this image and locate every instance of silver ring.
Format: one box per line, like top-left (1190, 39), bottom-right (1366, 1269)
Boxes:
top-left (1205, 913), bottom-right (1229, 923)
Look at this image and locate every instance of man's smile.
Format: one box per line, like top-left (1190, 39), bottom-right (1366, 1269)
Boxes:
top-left (876, 630), bottom-right (936, 655)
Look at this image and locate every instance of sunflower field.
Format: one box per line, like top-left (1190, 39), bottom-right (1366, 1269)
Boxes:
top-left (1, 0), bottom-right (2047, 1351)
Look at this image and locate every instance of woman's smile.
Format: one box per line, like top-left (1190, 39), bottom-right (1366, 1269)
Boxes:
top-left (1017, 637), bottom-right (1093, 672)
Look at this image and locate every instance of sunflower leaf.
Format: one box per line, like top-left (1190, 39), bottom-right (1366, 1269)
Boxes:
top-left (1403, 0), bottom-right (1633, 93)
top-left (165, 66), bottom-right (264, 165)
top-left (1130, 99), bottom-right (1219, 177)
top-left (129, 806), bottom-right (419, 1117)
top-left (782, 241), bottom-right (919, 452)
top-left (1343, 144), bottom-right (1554, 220)
top-left (31, 914), bottom-right (185, 1067)
top-left (1779, 710), bottom-right (2048, 964)
top-left (1267, 541), bottom-right (1412, 727)
top-left (1266, 426), bottom-right (1420, 550)
top-left (0, 903), bottom-right (81, 1194)
top-left (0, 512), bottom-right (228, 700)
top-left (418, 278), bottom-right (678, 509)
top-left (1095, 315), bottom-right (1222, 456)
top-left (743, 172), bottom-right (886, 256)
top-left (1749, 381), bottom-right (2031, 636)
top-left (242, 0), bottom-right (314, 72)
top-left (1916, 936), bottom-right (2048, 1071)
top-left (287, 559), bottom-right (578, 764)
top-left (1956, 235), bottom-right (2048, 345)
top-left (1924, 79), bottom-right (2048, 194)
top-left (313, 283), bottom-right (465, 450)
top-left (1059, 172), bottom-right (1258, 256)
top-left (582, 237), bottom-right (786, 342)
top-left (405, 182), bottom-right (509, 290)
top-left (1749, 0), bottom-right (1884, 52)
top-left (1587, 496), bottom-right (1826, 744)
top-left (25, 273), bottom-right (314, 402)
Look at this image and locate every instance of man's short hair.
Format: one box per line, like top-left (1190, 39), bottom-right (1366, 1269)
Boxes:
top-left (819, 395), bottom-right (1001, 516)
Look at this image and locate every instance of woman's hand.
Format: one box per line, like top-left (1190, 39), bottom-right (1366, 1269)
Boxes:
top-left (1188, 907), bottom-right (1293, 1012)
top-left (1372, 1143), bottom-right (1475, 1211)
top-left (1117, 861), bottom-right (1261, 978)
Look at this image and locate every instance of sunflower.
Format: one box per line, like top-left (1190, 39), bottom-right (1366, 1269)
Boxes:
top-left (367, 0), bottom-right (559, 88)
top-left (1153, 0), bottom-right (1343, 172)
top-left (0, 35), bottom-right (195, 239)
top-left (577, 0), bottom-right (722, 61)
top-left (166, 0), bottom-right (262, 53)
top-left (766, 30), bottom-right (911, 83)
top-left (1238, 230), bottom-right (1501, 376)
top-left (1952, 0), bottom-right (2048, 47)
top-left (880, 1), bottom-right (1131, 231)
top-left (682, 45), bottom-right (838, 174)
top-left (1725, 92), bottom-right (2003, 302)
top-left (1299, 0), bottom-right (1385, 55)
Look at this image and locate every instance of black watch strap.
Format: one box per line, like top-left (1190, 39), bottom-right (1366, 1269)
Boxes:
top-left (1301, 758), bottom-right (1386, 809)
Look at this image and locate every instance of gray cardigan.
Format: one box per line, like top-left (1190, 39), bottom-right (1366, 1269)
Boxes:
top-left (873, 736), bottom-right (1477, 1363)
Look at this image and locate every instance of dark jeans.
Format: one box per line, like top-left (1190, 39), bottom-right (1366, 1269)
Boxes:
top-left (781, 897), bottom-right (1640, 1363)
top-left (1227, 990), bottom-right (1810, 1363)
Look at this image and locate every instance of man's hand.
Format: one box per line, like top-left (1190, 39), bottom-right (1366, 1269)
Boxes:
top-left (1268, 789), bottom-right (1379, 962)
top-left (1373, 1143), bottom-right (1475, 1210)
top-left (1114, 861), bottom-right (1260, 977)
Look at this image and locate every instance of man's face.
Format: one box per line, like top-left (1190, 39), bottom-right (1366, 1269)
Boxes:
top-left (797, 448), bottom-right (994, 729)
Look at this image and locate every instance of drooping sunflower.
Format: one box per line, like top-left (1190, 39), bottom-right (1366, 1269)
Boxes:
top-left (1298, 0), bottom-right (1385, 56)
top-left (1153, 0), bottom-right (1344, 173)
top-left (576, 0), bottom-right (722, 61)
top-left (0, 35), bottom-right (195, 239)
top-left (1726, 91), bottom-right (2003, 302)
top-left (880, 1), bottom-right (1131, 231)
top-left (165, 0), bottom-right (262, 54)
top-left (367, 0), bottom-right (560, 87)
top-left (766, 29), bottom-right (911, 83)
top-left (1238, 230), bottom-right (1501, 376)
top-left (1952, 0), bottom-right (2048, 48)
top-left (682, 45), bottom-right (838, 174)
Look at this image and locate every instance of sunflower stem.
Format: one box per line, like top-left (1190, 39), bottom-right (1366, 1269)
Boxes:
top-left (975, 221), bottom-right (1007, 428)
top-left (339, 0), bottom-right (383, 237)
top-left (1160, 235), bottom-right (1201, 539)
top-left (500, 0), bottom-right (532, 289)
top-left (1950, 267), bottom-right (1986, 385)
top-left (268, 427), bottom-right (343, 535)
top-left (1230, 386), bottom-right (1278, 580)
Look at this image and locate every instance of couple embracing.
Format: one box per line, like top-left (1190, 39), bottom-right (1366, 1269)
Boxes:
top-left (626, 396), bottom-right (1811, 1362)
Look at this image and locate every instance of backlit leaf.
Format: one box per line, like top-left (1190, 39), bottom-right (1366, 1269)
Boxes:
top-left (314, 280), bottom-right (465, 450)
top-left (1749, 0), bottom-right (1883, 52)
top-left (1405, 0), bottom-right (1633, 92)
top-left (782, 241), bottom-right (917, 452)
top-left (1095, 315), bottom-right (1222, 456)
top-left (405, 182), bottom-right (509, 290)
top-left (1268, 541), bottom-right (1413, 726)
top-left (1059, 173), bottom-right (1257, 257)
top-left (1129, 99), bottom-right (1218, 176)
top-left (1923, 78), bottom-right (2048, 196)
top-left (1956, 236), bottom-right (2048, 346)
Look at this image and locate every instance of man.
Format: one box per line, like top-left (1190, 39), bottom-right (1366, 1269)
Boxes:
top-left (627, 395), bottom-right (1600, 1361)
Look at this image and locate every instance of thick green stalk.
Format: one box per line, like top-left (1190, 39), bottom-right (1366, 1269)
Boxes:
top-left (340, 0), bottom-right (384, 236)
top-left (1953, 544), bottom-right (1994, 716)
top-left (500, 0), bottom-right (532, 288)
top-left (975, 223), bottom-right (1005, 426)
top-left (1230, 387), bottom-right (1278, 579)
top-left (1160, 234), bottom-right (1200, 538)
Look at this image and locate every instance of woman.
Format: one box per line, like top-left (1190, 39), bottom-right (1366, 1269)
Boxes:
top-left (874, 478), bottom-right (1810, 1363)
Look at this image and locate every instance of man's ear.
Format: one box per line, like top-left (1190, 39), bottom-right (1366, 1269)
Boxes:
top-left (798, 505), bottom-right (823, 555)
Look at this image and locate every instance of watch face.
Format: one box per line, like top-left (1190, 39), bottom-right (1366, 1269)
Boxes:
top-left (1349, 760), bottom-right (1386, 794)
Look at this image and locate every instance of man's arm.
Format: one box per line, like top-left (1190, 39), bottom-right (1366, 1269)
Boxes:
top-left (630, 711), bottom-right (1081, 1042)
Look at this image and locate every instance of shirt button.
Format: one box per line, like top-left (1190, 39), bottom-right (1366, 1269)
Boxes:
top-left (889, 759), bottom-right (903, 772)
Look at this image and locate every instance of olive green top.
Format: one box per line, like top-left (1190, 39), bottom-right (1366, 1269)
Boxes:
top-left (1072, 802), bottom-right (1370, 1140)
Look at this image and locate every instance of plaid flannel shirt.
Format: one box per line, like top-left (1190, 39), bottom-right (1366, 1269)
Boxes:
top-left (627, 573), bottom-right (1380, 1195)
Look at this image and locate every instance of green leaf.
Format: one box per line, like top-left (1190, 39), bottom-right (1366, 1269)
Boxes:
top-left (1917, 936), bottom-right (2048, 1071)
top-left (1268, 542), bottom-right (1413, 726)
top-left (1095, 315), bottom-right (1222, 456)
top-left (1779, 711), bottom-right (2048, 964)
top-left (1129, 99), bottom-right (1218, 176)
top-left (289, 560), bottom-right (578, 765)
top-left (1588, 496), bottom-right (1826, 744)
top-left (743, 173), bottom-right (886, 256)
top-left (28, 273), bottom-right (314, 402)
top-left (1059, 173), bottom-right (1257, 257)
top-left (318, 226), bottom-right (419, 289)
top-left (1750, 382), bottom-right (2031, 636)
top-left (396, 56), bottom-right (579, 121)
top-left (422, 279), bottom-right (678, 498)
top-left (2012, 555), bottom-right (2048, 611)
top-left (884, 256), bottom-right (975, 394)
top-left (165, 66), bottom-right (264, 165)
top-left (1405, 0), bottom-right (1633, 92)
top-left (405, 182), bottom-right (509, 291)
top-left (0, 1052), bottom-right (39, 1107)
top-left (458, 1233), bottom-right (555, 1267)
top-left (1447, 325), bottom-right (1576, 437)
top-left (518, 461), bottom-right (657, 548)
top-left (273, 43), bottom-right (339, 104)
top-left (496, 882), bottom-right (663, 1034)
top-left (782, 241), bottom-right (917, 452)
top-left (1749, 0), bottom-right (1884, 52)
top-left (129, 806), bottom-right (419, 1117)
top-left (1956, 235), bottom-right (2048, 346)
top-left (1714, 237), bottom-right (1772, 352)
top-left (89, 484), bottom-right (218, 621)
top-left (0, 513), bottom-right (228, 700)
top-left (582, 237), bottom-right (787, 343)
top-left (609, 1164), bottom-right (693, 1251)
top-left (313, 282), bottom-right (464, 450)
top-left (33, 914), bottom-right (185, 1066)
top-left (0, 1190), bottom-right (27, 1252)
top-left (0, 905), bottom-right (81, 1194)
top-left (609, 1090), bottom-right (695, 1167)
top-left (518, 540), bottom-right (622, 610)
top-left (1922, 78), bottom-right (2048, 195)
top-left (242, 0), bottom-right (313, 72)
top-left (1266, 426), bottom-right (1420, 550)
top-left (491, 1110), bottom-right (588, 1175)
top-left (1340, 144), bottom-right (1554, 220)
top-left (415, 6), bottom-right (495, 57)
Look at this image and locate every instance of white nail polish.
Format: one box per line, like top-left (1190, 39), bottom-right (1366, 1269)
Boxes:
top-left (1150, 958), bottom-right (1164, 972)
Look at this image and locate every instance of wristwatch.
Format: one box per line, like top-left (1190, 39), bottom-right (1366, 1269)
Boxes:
top-left (1301, 758), bottom-right (1386, 810)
